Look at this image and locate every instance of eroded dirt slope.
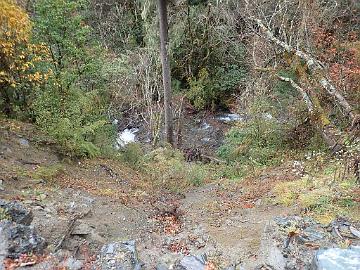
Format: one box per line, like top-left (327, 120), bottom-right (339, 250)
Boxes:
top-left (0, 119), bottom-right (300, 268)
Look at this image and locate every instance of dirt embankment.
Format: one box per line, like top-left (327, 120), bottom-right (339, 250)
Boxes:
top-left (2, 119), bottom-right (358, 269)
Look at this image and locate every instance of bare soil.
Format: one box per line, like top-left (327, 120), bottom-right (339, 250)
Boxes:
top-left (0, 119), bottom-right (300, 268)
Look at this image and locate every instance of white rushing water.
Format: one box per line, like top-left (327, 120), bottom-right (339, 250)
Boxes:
top-left (216, 113), bottom-right (244, 122)
top-left (200, 122), bottom-right (211, 130)
top-left (115, 128), bottom-right (139, 149)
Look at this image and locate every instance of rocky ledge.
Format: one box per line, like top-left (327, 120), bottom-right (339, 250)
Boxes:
top-left (1, 200), bottom-right (359, 270)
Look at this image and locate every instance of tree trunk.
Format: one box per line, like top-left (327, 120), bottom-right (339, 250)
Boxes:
top-left (158, 0), bottom-right (173, 145)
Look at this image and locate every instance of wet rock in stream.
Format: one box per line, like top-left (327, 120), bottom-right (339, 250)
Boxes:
top-left (216, 113), bottom-right (244, 123)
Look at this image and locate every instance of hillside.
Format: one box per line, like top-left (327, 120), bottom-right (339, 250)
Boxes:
top-left (1, 0), bottom-right (360, 269)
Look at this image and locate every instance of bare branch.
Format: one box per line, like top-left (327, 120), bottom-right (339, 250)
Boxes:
top-left (250, 17), bottom-right (356, 122)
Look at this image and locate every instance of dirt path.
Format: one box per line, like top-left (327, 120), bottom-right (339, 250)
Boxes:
top-left (0, 119), bottom-right (300, 269)
top-left (178, 184), bottom-right (296, 268)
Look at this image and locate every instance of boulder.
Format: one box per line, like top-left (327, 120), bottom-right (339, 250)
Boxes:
top-left (18, 138), bottom-right (30, 147)
top-left (255, 220), bottom-right (286, 270)
top-left (312, 246), bottom-right (360, 270)
top-left (0, 200), bottom-right (33, 225)
top-left (60, 257), bottom-right (84, 270)
top-left (0, 221), bottom-right (46, 259)
top-left (176, 255), bottom-right (207, 270)
top-left (95, 241), bottom-right (143, 270)
top-left (256, 216), bottom-right (360, 270)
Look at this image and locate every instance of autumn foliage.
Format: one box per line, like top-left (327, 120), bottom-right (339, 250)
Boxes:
top-left (313, 26), bottom-right (360, 109)
top-left (0, 0), bottom-right (51, 115)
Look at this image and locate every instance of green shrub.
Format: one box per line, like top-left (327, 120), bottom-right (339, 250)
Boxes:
top-left (0, 208), bottom-right (10, 221)
top-left (28, 0), bottom-right (115, 158)
top-left (187, 64), bottom-right (246, 110)
top-left (120, 143), bottom-right (144, 168)
top-left (169, 4), bottom-right (247, 110)
top-left (187, 68), bottom-right (212, 110)
top-left (186, 163), bottom-right (208, 186)
top-left (32, 85), bottom-right (111, 158)
top-left (30, 164), bottom-right (64, 182)
top-left (274, 69), bottom-right (298, 98)
top-left (218, 98), bottom-right (286, 166)
top-left (142, 147), bottom-right (210, 189)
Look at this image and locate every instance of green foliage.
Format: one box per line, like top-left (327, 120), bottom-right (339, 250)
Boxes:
top-left (31, 164), bottom-right (64, 182)
top-left (32, 84), bottom-right (112, 158)
top-left (120, 143), bottom-right (144, 168)
top-left (218, 98), bottom-right (286, 166)
top-left (188, 0), bottom-right (208, 6)
top-left (187, 65), bottom-right (246, 110)
top-left (186, 163), bottom-right (208, 186)
top-left (274, 69), bottom-right (298, 98)
top-left (187, 68), bottom-right (211, 110)
top-left (274, 175), bottom-right (359, 224)
top-left (0, 207), bottom-right (10, 221)
top-left (169, 3), bottom-right (247, 110)
top-left (33, 0), bottom-right (104, 90)
top-left (0, 0), bottom-right (51, 118)
top-left (89, 0), bottom-right (145, 52)
top-left (28, 0), bottom-right (114, 158)
top-left (142, 147), bottom-right (210, 189)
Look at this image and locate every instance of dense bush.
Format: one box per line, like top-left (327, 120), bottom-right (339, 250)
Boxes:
top-left (100, 1), bottom-right (247, 114)
top-left (29, 0), bottom-right (114, 157)
top-left (142, 147), bottom-right (210, 189)
top-left (170, 3), bottom-right (247, 109)
top-left (0, 0), bottom-right (51, 117)
top-left (218, 98), bottom-right (286, 166)
top-left (32, 83), bottom-right (113, 157)
top-left (187, 65), bottom-right (246, 110)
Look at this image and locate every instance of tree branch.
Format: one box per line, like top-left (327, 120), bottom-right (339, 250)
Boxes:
top-left (250, 17), bottom-right (356, 122)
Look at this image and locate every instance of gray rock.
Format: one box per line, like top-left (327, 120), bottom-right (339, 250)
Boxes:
top-left (18, 138), bottom-right (30, 147)
top-left (0, 180), bottom-right (4, 191)
top-left (0, 223), bottom-right (7, 270)
top-left (156, 264), bottom-right (169, 270)
top-left (61, 257), bottom-right (84, 270)
top-left (273, 216), bottom-right (302, 228)
top-left (177, 255), bottom-right (207, 270)
top-left (71, 222), bottom-right (92, 235)
top-left (0, 220), bottom-right (46, 259)
top-left (298, 226), bottom-right (326, 244)
top-left (312, 246), bottom-right (360, 270)
top-left (350, 226), bottom-right (360, 239)
top-left (95, 241), bottom-right (143, 270)
top-left (255, 221), bottom-right (286, 270)
top-left (0, 200), bottom-right (33, 225)
top-left (264, 216), bottom-right (360, 270)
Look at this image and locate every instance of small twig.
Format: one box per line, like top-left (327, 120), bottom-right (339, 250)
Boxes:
top-left (333, 226), bottom-right (343, 240)
top-left (19, 261), bottom-right (36, 267)
top-left (54, 214), bottom-right (82, 251)
top-left (18, 159), bottom-right (41, 165)
top-left (201, 154), bottom-right (226, 164)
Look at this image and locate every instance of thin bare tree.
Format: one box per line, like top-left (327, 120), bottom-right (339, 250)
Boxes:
top-left (158, 0), bottom-right (173, 145)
